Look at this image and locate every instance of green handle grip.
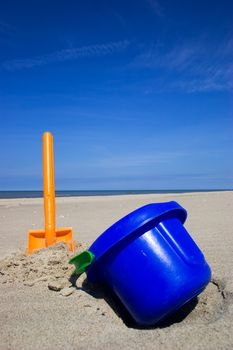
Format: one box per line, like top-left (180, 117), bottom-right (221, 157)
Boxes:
top-left (69, 250), bottom-right (95, 274)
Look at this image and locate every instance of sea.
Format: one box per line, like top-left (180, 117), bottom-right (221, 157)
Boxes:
top-left (0, 189), bottom-right (229, 199)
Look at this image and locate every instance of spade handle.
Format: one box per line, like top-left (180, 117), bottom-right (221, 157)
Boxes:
top-left (43, 132), bottom-right (56, 246)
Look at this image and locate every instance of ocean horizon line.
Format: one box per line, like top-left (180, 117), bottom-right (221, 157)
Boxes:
top-left (0, 189), bottom-right (231, 199)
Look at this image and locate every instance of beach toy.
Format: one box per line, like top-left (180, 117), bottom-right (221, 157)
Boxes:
top-left (28, 132), bottom-right (74, 254)
top-left (70, 201), bottom-right (211, 326)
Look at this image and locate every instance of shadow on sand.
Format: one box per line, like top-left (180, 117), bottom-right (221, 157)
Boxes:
top-left (69, 273), bottom-right (198, 329)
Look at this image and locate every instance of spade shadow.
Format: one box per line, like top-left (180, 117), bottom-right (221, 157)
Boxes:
top-left (69, 273), bottom-right (198, 329)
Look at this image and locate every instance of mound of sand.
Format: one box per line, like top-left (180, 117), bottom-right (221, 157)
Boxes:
top-left (0, 242), bottom-right (82, 295)
top-left (0, 241), bottom-right (228, 325)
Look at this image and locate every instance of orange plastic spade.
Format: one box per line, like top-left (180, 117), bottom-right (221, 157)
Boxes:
top-left (28, 132), bottom-right (74, 254)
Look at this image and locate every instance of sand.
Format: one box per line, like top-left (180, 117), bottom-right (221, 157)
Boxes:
top-left (0, 191), bottom-right (233, 349)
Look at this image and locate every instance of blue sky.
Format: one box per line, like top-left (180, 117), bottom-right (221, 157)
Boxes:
top-left (0, 0), bottom-right (232, 190)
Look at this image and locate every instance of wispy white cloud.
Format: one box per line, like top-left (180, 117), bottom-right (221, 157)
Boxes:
top-left (0, 20), bottom-right (12, 33)
top-left (55, 151), bottom-right (188, 178)
top-left (169, 75), bottom-right (233, 93)
top-left (131, 44), bottom-right (196, 71)
top-left (96, 151), bottom-right (186, 168)
top-left (145, 0), bottom-right (163, 17)
top-left (0, 20), bottom-right (17, 47)
top-left (2, 40), bottom-right (130, 70)
top-left (131, 38), bottom-right (233, 93)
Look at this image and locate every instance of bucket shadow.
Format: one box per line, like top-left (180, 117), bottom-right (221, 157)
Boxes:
top-left (156, 297), bottom-right (198, 328)
top-left (70, 273), bottom-right (198, 329)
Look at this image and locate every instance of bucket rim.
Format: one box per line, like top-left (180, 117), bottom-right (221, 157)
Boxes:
top-left (88, 201), bottom-right (187, 271)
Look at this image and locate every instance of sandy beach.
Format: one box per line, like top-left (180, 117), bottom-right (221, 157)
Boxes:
top-left (0, 191), bottom-right (233, 349)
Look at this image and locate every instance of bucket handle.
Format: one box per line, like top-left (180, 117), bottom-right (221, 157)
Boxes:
top-left (69, 250), bottom-right (95, 274)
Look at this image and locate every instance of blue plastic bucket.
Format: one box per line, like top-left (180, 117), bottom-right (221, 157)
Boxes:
top-left (71, 201), bottom-right (211, 326)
